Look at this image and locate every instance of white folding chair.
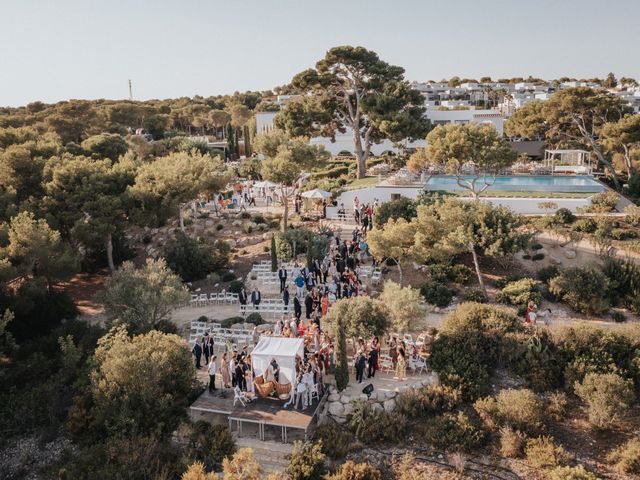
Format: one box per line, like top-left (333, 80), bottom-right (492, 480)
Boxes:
top-left (209, 293), bottom-right (218, 304)
top-left (233, 386), bottom-right (249, 407)
top-left (190, 294), bottom-right (199, 306)
top-left (198, 293), bottom-right (208, 306)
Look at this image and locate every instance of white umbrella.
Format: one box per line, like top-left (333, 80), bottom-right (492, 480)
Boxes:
top-left (253, 180), bottom-right (277, 189)
top-left (301, 188), bottom-right (332, 199)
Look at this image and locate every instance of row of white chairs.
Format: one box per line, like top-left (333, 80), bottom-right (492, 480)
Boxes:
top-left (190, 292), bottom-right (239, 307)
top-left (378, 353), bottom-right (428, 376)
top-left (387, 332), bottom-right (431, 349)
top-left (240, 303), bottom-right (289, 317)
top-left (189, 321), bottom-right (255, 348)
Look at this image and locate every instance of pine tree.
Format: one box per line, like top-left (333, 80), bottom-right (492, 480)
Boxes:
top-left (335, 321), bottom-right (349, 391)
top-left (270, 235), bottom-right (277, 273)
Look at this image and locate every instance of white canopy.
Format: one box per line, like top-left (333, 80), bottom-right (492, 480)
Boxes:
top-left (301, 188), bottom-right (332, 199)
top-left (253, 180), bottom-right (277, 189)
top-left (251, 337), bottom-right (304, 386)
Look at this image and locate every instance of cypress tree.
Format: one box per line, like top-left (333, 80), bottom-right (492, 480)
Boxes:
top-left (271, 235), bottom-right (277, 272)
top-left (226, 124), bottom-right (235, 160)
top-left (335, 321), bottom-right (349, 392)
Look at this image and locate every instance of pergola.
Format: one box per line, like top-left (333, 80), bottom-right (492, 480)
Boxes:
top-left (543, 149), bottom-right (592, 175)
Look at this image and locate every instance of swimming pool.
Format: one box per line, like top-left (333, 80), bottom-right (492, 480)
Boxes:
top-left (424, 175), bottom-right (606, 193)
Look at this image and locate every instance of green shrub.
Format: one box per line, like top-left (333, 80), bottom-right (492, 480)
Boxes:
top-left (611, 228), bottom-right (638, 240)
top-left (275, 227), bottom-right (328, 260)
top-left (530, 242), bottom-right (544, 250)
top-left (189, 421), bottom-right (236, 464)
top-left (221, 271), bottom-right (236, 282)
top-left (348, 401), bottom-right (406, 444)
top-left (549, 264), bottom-right (610, 314)
top-left (221, 316), bottom-right (244, 328)
top-left (503, 330), bottom-right (566, 392)
top-left (495, 273), bottom-right (524, 289)
top-left (628, 172), bottom-right (640, 196)
top-left (572, 218), bottom-right (597, 233)
top-left (228, 280), bottom-right (244, 294)
top-left (251, 213), bottom-right (266, 224)
top-left (522, 254), bottom-right (531, 259)
top-left (239, 211), bottom-right (251, 219)
top-left (451, 264), bottom-right (474, 284)
top-left (245, 313), bottom-right (263, 326)
top-left (525, 436), bottom-right (569, 469)
top-left (474, 388), bottom-right (544, 434)
top-left (374, 197), bottom-right (417, 227)
top-left (611, 311), bottom-right (626, 323)
top-left (285, 440), bottom-right (326, 480)
top-left (624, 204), bottom-right (640, 226)
top-left (531, 253), bottom-right (545, 261)
top-left (215, 223), bottom-right (224, 231)
top-left (547, 392), bottom-right (568, 421)
top-left (395, 385), bottom-right (461, 418)
top-left (313, 421), bottom-right (353, 459)
top-left (424, 412), bottom-right (487, 452)
top-left (430, 303), bottom-right (523, 400)
top-left (537, 265), bottom-right (560, 284)
top-left (554, 208), bottom-right (575, 224)
top-left (164, 231), bottom-right (229, 282)
top-left (325, 461), bottom-right (381, 480)
top-left (426, 264), bottom-right (451, 283)
top-left (461, 288), bottom-right (486, 303)
top-left (549, 465), bottom-right (599, 480)
top-left (499, 426), bottom-right (526, 458)
top-left (495, 278), bottom-right (542, 307)
top-left (420, 281), bottom-right (454, 308)
top-left (574, 372), bottom-right (635, 430)
top-left (607, 438), bottom-right (640, 475)
top-left (590, 191), bottom-right (620, 212)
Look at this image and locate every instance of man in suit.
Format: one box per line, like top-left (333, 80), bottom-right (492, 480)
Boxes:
top-left (312, 258), bottom-right (321, 284)
top-left (304, 292), bottom-right (314, 319)
top-left (251, 288), bottom-right (261, 309)
top-left (278, 265), bottom-right (288, 293)
top-left (293, 294), bottom-right (302, 321)
top-left (238, 288), bottom-right (247, 305)
top-left (282, 285), bottom-right (290, 311)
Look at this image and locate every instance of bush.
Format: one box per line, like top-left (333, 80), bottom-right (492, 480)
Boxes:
top-left (574, 372), bottom-right (635, 430)
top-left (607, 438), bottom-right (640, 475)
top-left (164, 231), bottom-right (229, 282)
top-left (537, 265), bottom-right (560, 284)
top-left (530, 242), bottom-right (544, 250)
top-left (461, 288), bottom-right (486, 303)
top-left (189, 421), bottom-right (236, 464)
top-left (251, 213), bottom-right (266, 224)
top-left (474, 389), bottom-right (544, 434)
top-left (532, 253), bottom-right (545, 261)
top-left (547, 392), bottom-right (568, 421)
top-left (347, 401), bottom-right (406, 444)
top-left (245, 313), bottom-right (263, 326)
top-left (495, 273), bottom-right (524, 289)
top-left (430, 303), bottom-right (523, 400)
top-left (314, 421), bottom-right (352, 459)
top-left (221, 271), bottom-right (236, 282)
top-left (495, 278), bottom-right (542, 307)
top-left (628, 172), bottom-right (640, 197)
top-left (426, 264), bottom-right (452, 283)
top-left (525, 436), bottom-right (569, 469)
top-left (572, 218), bottom-right (597, 233)
top-left (275, 227), bottom-right (328, 260)
top-left (242, 222), bottom-right (252, 234)
top-left (549, 465), bottom-right (599, 480)
top-left (374, 197), bottom-right (416, 228)
top-left (611, 228), bottom-right (637, 240)
top-left (285, 440), bottom-right (326, 480)
top-left (499, 426), bottom-right (526, 458)
top-left (624, 204), bottom-right (640, 226)
top-left (554, 208), bottom-right (576, 224)
top-left (221, 316), bottom-right (244, 328)
top-left (590, 191), bottom-right (620, 212)
top-left (228, 280), bottom-right (244, 294)
top-left (215, 223), bottom-right (224, 231)
top-left (549, 264), bottom-right (611, 314)
top-left (325, 461), bottom-right (381, 480)
top-left (420, 281), bottom-right (454, 308)
top-left (395, 385), bottom-right (461, 418)
top-left (451, 264), bottom-right (473, 284)
top-left (424, 412), bottom-right (487, 452)
top-left (611, 311), bottom-right (626, 323)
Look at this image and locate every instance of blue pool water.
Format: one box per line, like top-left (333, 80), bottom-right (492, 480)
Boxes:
top-left (424, 175), bottom-right (605, 193)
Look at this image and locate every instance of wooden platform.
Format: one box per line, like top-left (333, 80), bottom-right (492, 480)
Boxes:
top-left (190, 387), bottom-right (327, 442)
